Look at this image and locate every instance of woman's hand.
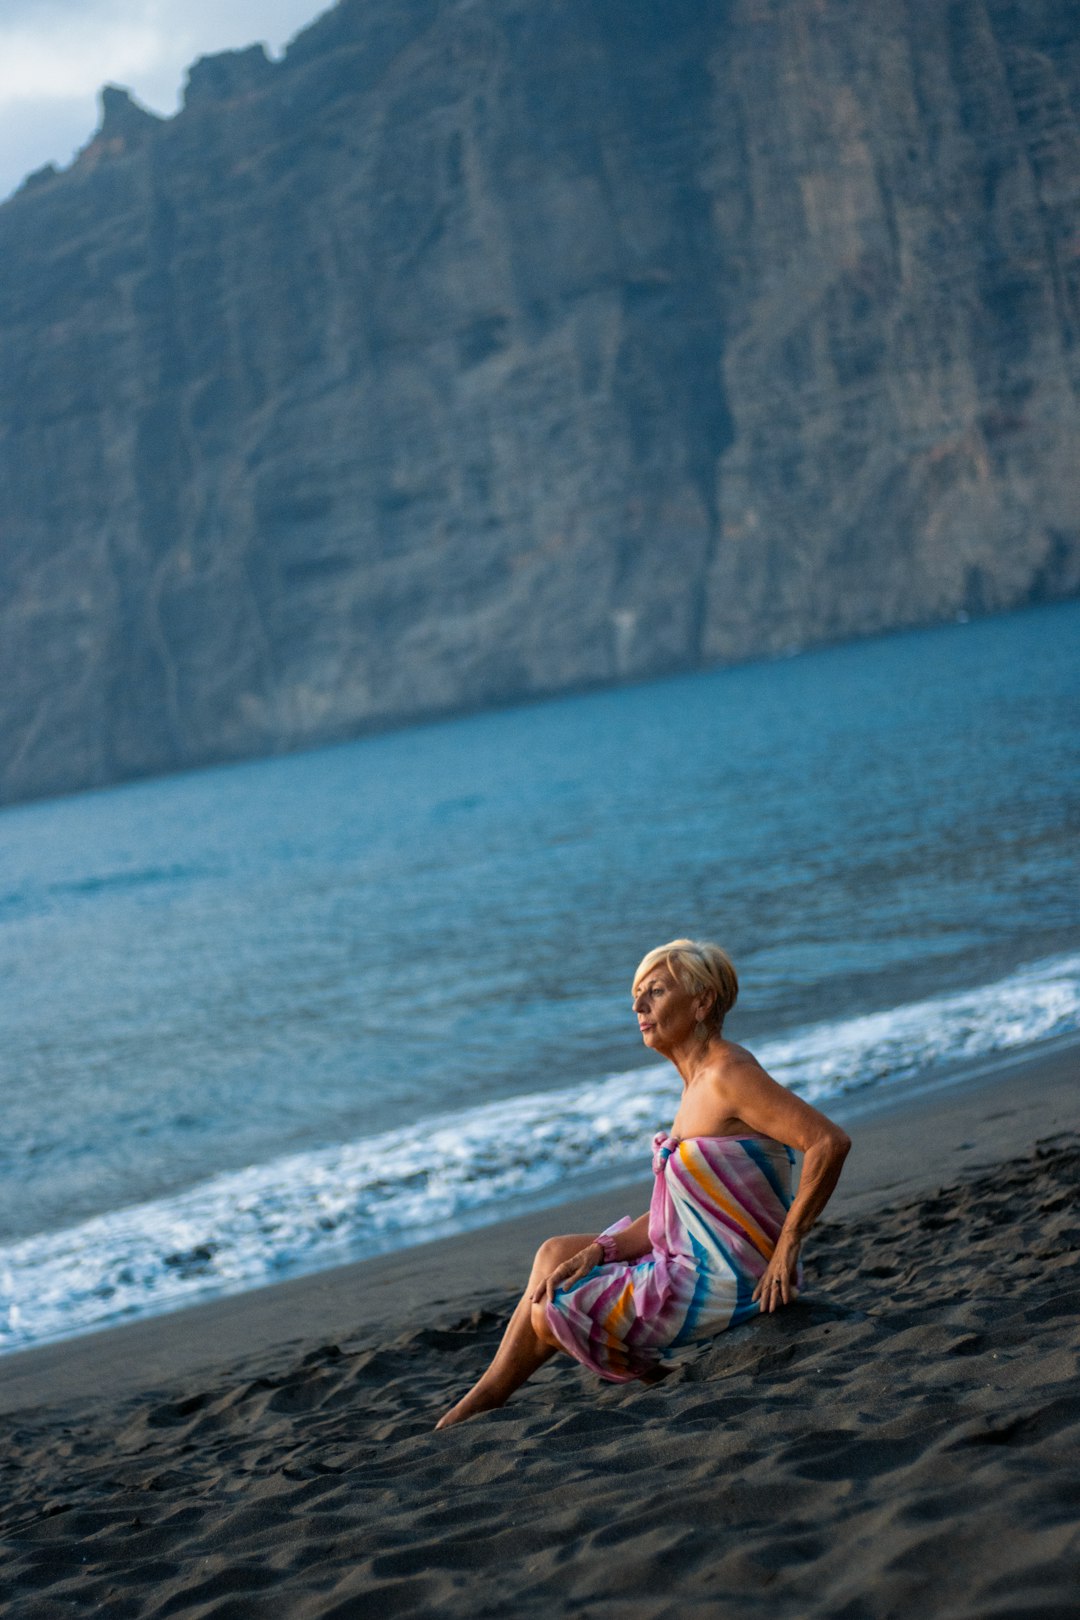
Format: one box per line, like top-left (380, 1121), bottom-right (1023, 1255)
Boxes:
top-left (752, 1232), bottom-right (801, 1314)
top-left (531, 1242), bottom-right (603, 1305)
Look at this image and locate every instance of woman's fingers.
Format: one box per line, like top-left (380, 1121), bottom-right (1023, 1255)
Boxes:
top-left (547, 1260), bottom-right (582, 1300)
top-left (537, 1264), bottom-right (568, 1303)
top-left (533, 1243), bottom-right (605, 1306)
top-left (753, 1267), bottom-right (782, 1311)
top-left (539, 1251), bottom-right (590, 1303)
top-left (753, 1237), bottom-right (800, 1312)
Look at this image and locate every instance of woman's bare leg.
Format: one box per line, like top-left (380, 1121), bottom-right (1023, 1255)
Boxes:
top-left (434, 1234), bottom-right (595, 1429)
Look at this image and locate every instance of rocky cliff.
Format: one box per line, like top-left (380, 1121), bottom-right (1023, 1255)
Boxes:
top-left (2, 0), bottom-right (1078, 803)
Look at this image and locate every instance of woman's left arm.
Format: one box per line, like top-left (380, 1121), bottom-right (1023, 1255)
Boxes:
top-left (719, 1055), bottom-right (851, 1313)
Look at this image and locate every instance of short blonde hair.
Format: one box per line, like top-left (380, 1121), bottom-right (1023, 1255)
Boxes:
top-left (633, 938), bottom-right (739, 1033)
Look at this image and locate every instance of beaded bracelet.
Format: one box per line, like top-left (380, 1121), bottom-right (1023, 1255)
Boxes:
top-left (594, 1231), bottom-right (619, 1264)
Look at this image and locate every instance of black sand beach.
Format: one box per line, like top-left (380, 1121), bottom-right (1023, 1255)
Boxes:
top-left (3, 1042), bottom-right (1079, 1618)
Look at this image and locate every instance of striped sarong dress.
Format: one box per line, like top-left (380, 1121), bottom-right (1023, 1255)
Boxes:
top-left (544, 1131), bottom-right (800, 1382)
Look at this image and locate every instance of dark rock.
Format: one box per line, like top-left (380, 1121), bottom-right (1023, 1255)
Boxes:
top-left (0, 0), bottom-right (1078, 803)
top-left (96, 85), bottom-right (163, 144)
top-left (19, 163), bottom-right (60, 194)
top-left (183, 46), bottom-right (275, 109)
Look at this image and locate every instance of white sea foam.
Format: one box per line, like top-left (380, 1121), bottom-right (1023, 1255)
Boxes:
top-left (2, 950), bottom-right (1078, 1352)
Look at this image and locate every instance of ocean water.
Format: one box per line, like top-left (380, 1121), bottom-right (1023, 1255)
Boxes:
top-left (1, 601), bottom-right (1078, 1352)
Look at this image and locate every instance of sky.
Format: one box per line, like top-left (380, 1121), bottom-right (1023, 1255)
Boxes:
top-left (0, 0), bottom-right (333, 202)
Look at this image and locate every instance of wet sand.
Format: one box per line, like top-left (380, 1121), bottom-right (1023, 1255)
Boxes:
top-left (2, 1040), bottom-right (1078, 1618)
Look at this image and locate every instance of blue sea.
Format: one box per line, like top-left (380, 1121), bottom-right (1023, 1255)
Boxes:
top-left (1, 601), bottom-right (1078, 1354)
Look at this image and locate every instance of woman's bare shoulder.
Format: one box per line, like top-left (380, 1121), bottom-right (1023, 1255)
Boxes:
top-left (670, 1043), bottom-right (778, 1138)
top-left (711, 1040), bottom-right (770, 1079)
top-left (705, 1041), bottom-right (789, 1114)
top-left (708, 1040), bottom-right (851, 1154)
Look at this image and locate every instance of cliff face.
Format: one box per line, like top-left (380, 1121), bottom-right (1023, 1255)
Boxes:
top-left (1, 0), bottom-right (1078, 802)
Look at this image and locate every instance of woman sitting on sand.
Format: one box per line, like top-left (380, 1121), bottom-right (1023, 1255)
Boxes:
top-left (437, 939), bottom-right (851, 1429)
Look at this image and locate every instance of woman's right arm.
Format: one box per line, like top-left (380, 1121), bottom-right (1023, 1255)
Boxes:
top-left (532, 1212), bottom-right (652, 1304)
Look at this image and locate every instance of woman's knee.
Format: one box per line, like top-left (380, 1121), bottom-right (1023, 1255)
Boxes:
top-left (533, 1233), bottom-right (586, 1273)
top-left (533, 1235), bottom-right (567, 1273)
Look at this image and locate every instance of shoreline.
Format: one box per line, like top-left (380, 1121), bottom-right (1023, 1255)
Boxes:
top-left (3, 1034), bottom-right (1077, 1416)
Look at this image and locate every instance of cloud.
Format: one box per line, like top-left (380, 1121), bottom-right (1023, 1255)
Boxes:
top-left (0, 0), bottom-right (331, 200)
top-left (0, 9), bottom-right (170, 105)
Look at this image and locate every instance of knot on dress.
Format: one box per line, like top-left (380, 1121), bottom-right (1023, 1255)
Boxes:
top-left (651, 1131), bottom-right (681, 1174)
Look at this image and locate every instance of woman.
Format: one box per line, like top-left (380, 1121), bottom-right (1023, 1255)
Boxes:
top-left (436, 939), bottom-right (850, 1429)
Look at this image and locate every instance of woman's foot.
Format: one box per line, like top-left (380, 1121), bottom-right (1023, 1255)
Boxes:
top-left (435, 1385), bottom-right (506, 1429)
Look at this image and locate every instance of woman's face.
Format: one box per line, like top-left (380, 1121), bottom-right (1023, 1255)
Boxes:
top-left (631, 962), bottom-right (697, 1053)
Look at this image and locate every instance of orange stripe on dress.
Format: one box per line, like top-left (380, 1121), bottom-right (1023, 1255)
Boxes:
top-left (678, 1143), bottom-right (775, 1260)
top-left (603, 1279), bottom-right (636, 1344)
